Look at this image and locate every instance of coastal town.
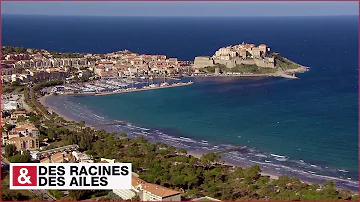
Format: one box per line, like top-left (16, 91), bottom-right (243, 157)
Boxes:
top-left (2, 45), bottom-right (352, 201)
top-left (1, 46), bottom-right (196, 95)
top-left (1, 43), bottom-right (308, 95)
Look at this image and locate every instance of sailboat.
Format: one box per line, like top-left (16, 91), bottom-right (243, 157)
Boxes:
top-left (160, 73), bottom-right (169, 87)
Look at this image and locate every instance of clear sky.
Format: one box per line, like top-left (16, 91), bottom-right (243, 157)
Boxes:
top-left (1, 1), bottom-right (358, 17)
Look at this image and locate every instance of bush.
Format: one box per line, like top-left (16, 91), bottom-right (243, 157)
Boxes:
top-left (49, 190), bottom-right (63, 199)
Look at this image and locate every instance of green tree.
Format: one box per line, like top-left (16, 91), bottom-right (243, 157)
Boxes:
top-left (321, 180), bottom-right (339, 200)
top-left (5, 144), bottom-right (17, 158)
top-left (11, 81), bottom-right (20, 86)
top-left (69, 190), bottom-right (90, 200)
top-left (177, 148), bottom-right (187, 154)
top-left (2, 123), bottom-right (14, 132)
top-left (201, 152), bottom-right (221, 167)
top-left (9, 151), bottom-right (31, 163)
top-left (17, 115), bottom-right (27, 123)
top-left (79, 120), bottom-right (85, 129)
top-left (243, 165), bottom-right (261, 183)
top-left (28, 113), bottom-right (40, 122)
top-left (131, 195), bottom-right (140, 201)
top-left (49, 190), bottom-right (63, 199)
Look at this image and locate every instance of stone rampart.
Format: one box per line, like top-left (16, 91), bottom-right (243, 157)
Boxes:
top-left (194, 57), bottom-right (214, 68)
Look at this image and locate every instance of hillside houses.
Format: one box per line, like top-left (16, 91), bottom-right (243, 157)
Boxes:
top-left (2, 117), bottom-right (40, 151)
top-left (1, 47), bottom-right (193, 85)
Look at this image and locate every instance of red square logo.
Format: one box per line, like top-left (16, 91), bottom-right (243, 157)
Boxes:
top-left (12, 166), bottom-right (37, 186)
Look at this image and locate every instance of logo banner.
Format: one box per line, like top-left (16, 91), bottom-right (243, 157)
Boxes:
top-left (10, 163), bottom-right (132, 190)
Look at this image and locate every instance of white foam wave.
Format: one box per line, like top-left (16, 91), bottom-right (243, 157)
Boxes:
top-left (255, 154), bottom-right (267, 158)
top-left (271, 153), bottom-right (287, 158)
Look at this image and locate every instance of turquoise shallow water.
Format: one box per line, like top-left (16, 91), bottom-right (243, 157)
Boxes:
top-left (65, 74), bottom-right (357, 172)
top-left (45, 69), bottom-right (358, 190)
top-left (3, 15), bottom-right (358, 190)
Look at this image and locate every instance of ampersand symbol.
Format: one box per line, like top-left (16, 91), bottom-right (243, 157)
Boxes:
top-left (18, 168), bottom-right (32, 184)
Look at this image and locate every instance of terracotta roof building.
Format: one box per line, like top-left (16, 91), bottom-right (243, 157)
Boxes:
top-left (51, 152), bottom-right (64, 163)
top-left (8, 136), bottom-right (39, 151)
top-left (40, 157), bottom-right (51, 163)
top-left (113, 173), bottom-right (181, 201)
top-left (11, 110), bottom-right (27, 119)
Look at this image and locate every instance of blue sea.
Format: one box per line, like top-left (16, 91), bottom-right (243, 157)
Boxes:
top-left (2, 15), bottom-right (358, 191)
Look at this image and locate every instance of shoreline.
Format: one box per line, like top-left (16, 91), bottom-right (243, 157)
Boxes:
top-left (49, 66), bottom-right (308, 98)
top-left (41, 95), bottom-right (283, 180)
top-left (186, 149), bottom-right (280, 180)
top-left (77, 81), bottom-right (193, 96)
top-left (40, 94), bottom-right (359, 193)
top-left (39, 95), bottom-right (81, 124)
top-left (185, 65), bottom-right (308, 79)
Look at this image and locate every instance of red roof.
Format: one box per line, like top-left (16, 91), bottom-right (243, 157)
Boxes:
top-left (94, 65), bottom-right (105, 69)
top-left (99, 61), bottom-right (113, 64)
top-left (13, 128), bottom-right (26, 131)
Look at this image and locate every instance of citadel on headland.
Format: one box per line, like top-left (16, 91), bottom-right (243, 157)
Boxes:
top-left (194, 42), bottom-right (275, 69)
top-left (1, 42), bottom-right (307, 87)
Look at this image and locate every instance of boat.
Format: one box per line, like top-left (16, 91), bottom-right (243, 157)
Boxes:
top-left (160, 82), bottom-right (169, 87)
top-left (82, 88), bottom-right (96, 92)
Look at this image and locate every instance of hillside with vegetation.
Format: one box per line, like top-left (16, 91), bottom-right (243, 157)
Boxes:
top-left (201, 63), bottom-right (277, 74)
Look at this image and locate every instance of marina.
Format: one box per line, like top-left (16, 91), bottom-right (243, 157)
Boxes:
top-left (54, 78), bottom-right (194, 96)
top-left (93, 81), bottom-right (194, 96)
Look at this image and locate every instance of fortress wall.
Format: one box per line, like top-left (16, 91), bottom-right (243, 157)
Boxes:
top-left (194, 56), bottom-right (274, 69)
top-left (194, 57), bottom-right (214, 68)
top-left (254, 59), bottom-right (275, 68)
top-left (214, 59), bottom-right (236, 68)
top-left (235, 59), bottom-right (256, 65)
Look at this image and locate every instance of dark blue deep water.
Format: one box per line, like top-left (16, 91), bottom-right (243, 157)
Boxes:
top-left (3, 15), bottom-right (358, 190)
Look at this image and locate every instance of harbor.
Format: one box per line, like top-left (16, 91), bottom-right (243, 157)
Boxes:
top-left (52, 78), bottom-right (194, 96)
top-left (94, 81), bottom-right (193, 96)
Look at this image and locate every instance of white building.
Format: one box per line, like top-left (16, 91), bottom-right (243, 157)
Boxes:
top-left (2, 101), bottom-right (19, 111)
top-left (71, 151), bottom-right (93, 163)
top-left (113, 173), bottom-right (181, 201)
top-left (99, 158), bottom-right (115, 163)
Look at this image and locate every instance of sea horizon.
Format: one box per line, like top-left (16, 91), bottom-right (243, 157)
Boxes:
top-left (2, 14), bottom-right (358, 17)
top-left (3, 14), bottom-right (358, 191)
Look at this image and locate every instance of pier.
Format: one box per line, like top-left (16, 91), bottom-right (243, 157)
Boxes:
top-left (216, 146), bottom-right (247, 154)
top-left (62, 81), bottom-right (194, 96)
top-left (94, 81), bottom-right (194, 96)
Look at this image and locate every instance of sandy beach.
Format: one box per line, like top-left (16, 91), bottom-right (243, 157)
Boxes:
top-left (40, 94), bottom-right (281, 180)
top-left (186, 149), bottom-right (280, 180)
top-left (39, 94), bottom-right (360, 193)
top-left (39, 95), bottom-right (79, 124)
